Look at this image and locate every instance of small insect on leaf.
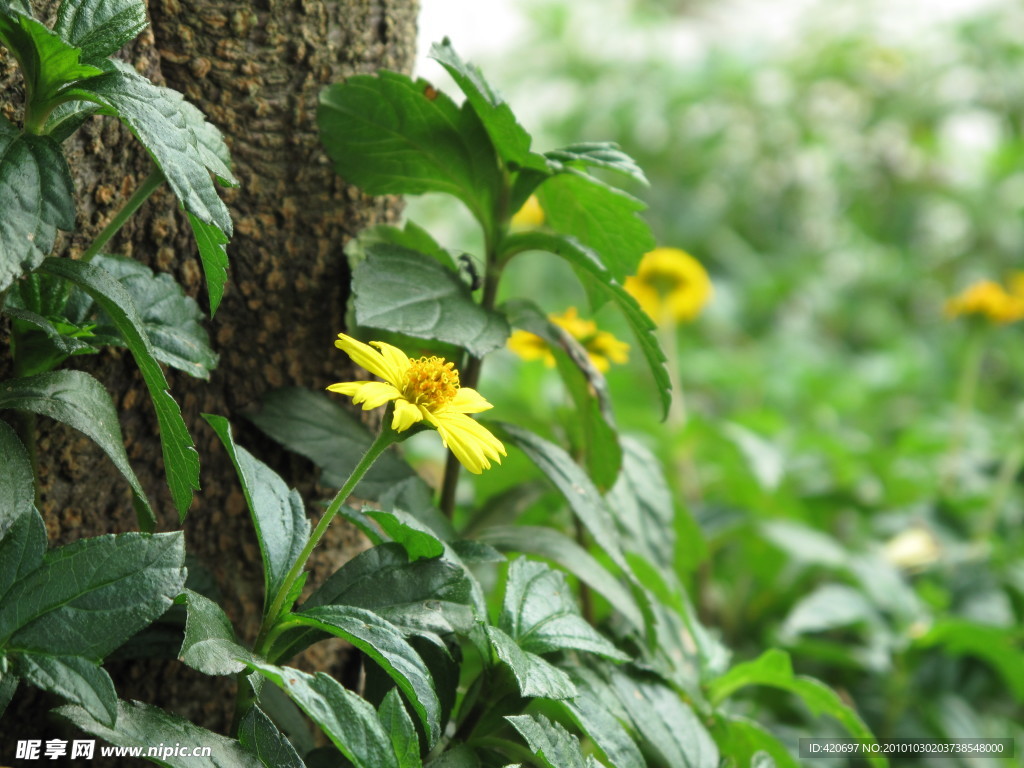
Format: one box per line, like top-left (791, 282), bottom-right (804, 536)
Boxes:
top-left (423, 84), bottom-right (438, 100)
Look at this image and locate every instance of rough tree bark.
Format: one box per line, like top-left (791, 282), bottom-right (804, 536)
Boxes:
top-left (1, 0), bottom-right (419, 745)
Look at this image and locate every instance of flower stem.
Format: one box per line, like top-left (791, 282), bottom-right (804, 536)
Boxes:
top-left (80, 169), bottom-right (164, 263)
top-left (942, 326), bottom-right (987, 492)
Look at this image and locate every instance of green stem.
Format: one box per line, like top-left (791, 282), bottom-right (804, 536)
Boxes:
top-left (80, 169), bottom-right (164, 262)
top-left (942, 327), bottom-right (987, 492)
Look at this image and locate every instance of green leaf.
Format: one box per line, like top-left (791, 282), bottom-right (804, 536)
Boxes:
top-left (502, 232), bottom-right (670, 419)
top-left (56, 699), bottom-right (263, 767)
top-left (54, 0), bottom-right (148, 64)
top-left (505, 714), bottom-right (594, 768)
top-left (501, 557), bottom-right (628, 661)
top-left (238, 706), bottom-right (306, 768)
top-left (364, 509), bottom-right (445, 561)
top-left (562, 666), bottom-right (645, 768)
top-left (293, 605), bottom-right (442, 747)
top-left (0, 672), bottom-right (18, 719)
top-left (352, 244), bottom-right (510, 357)
top-left (0, 369), bottom-right (155, 529)
top-left (0, 419), bottom-right (35, 529)
top-left (188, 212), bottom-right (230, 315)
top-left (476, 526), bottom-right (643, 631)
top-left (40, 257), bottom-right (200, 520)
top-left (707, 649), bottom-right (884, 766)
top-left (14, 652), bottom-right (117, 728)
top-left (4, 306), bottom-right (97, 377)
top-left (379, 688), bottom-right (423, 768)
top-left (710, 716), bottom-right (800, 768)
top-left (779, 584), bottom-right (882, 641)
top-left (424, 744), bottom-right (479, 768)
top-left (178, 589), bottom-right (255, 677)
top-left (0, 507), bottom-right (45, 600)
top-left (247, 387), bottom-right (420, 498)
top-left (486, 625), bottom-right (576, 700)
top-left (611, 669), bottom-right (718, 768)
top-left (78, 254), bottom-right (219, 379)
top-left (606, 437), bottom-right (675, 568)
top-left (534, 172), bottom-right (653, 283)
top-left (0, 530), bottom-right (185, 658)
top-left (544, 143), bottom-right (648, 186)
top-left (318, 71), bottom-right (500, 226)
top-left (0, 117), bottom-right (76, 291)
top-left (917, 620), bottom-right (1024, 702)
top-left (246, 661), bottom-right (399, 768)
top-left (204, 415), bottom-right (310, 613)
top-left (347, 221), bottom-right (456, 270)
top-left (427, 39), bottom-right (546, 172)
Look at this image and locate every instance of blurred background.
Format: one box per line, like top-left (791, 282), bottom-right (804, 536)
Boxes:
top-left (407, 0), bottom-right (1024, 757)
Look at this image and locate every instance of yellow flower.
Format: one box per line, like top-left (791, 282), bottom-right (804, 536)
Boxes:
top-left (328, 334), bottom-right (506, 474)
top-left (510, 195), bottom-right (545, 229)
top-left (507, 307), bottom-right (629, 373)
top-left (624, 247), bottom-right (712, 324)
top-left (944, 280), bottom-right (1024, 324)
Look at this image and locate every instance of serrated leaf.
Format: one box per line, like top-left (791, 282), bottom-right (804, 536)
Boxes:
top-left (246, 661), bottom-right (399, 768)
top-left (294, 605), bottom-right (441, 747)
top-left (486, 625), bottom-right (576, 700)
top-left (76, 254), bottom-right (219, 379)
top-left (505, 714), bottom-right (591, 768)
top-left (379, 688), bottom-right (423, 768)
top-left (15, 653), bottom-right (117, 728)
top-left (204, 415), bottom-right (310, 612)
top-left (544, 142), bottom-right (648, 186)
top-left (57, 699), bottom-right (262, 767)
top-left (562, 666), bottom-right (645, 768)
top-left (0, 530), bottom-right (185, 658)
top-left (318, 71), bottom-right (500, 226)
top-left (352, 244), bottom-right (510, 357)
top-left (502, 232), bottom-right (670, 418)
top-left (0, 508), bottom-right (45, 601)
top-left (238, 706), bottom-right (306, 768)
top-left (0, 369), bottom-right (155, 529)
top-left (606, 437), bottom-right (675, 568)
top-left (40, 257), bottom-right (200, 520)
top-left (54, 0), bottom-right (148, 64)
top-left (0, 419), bottom-right (35, 531)
top-left (178, 589), bottom-right (255, 676)
top-left (0, 117), bottom-right (76, 290)
top-left (501, 557), bottom-right (627, 661)
top-left (188, 212), bottom-right (230, 315)
top-left (4, 306), bottom-right (97, 376)
top-left (246, 386), bottom-right (420, 498)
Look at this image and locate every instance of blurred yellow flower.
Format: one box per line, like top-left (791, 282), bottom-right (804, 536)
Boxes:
top-left (510, 195), bottom-right (545, 229)
top-left (883, 526), bottom-right (940, 570)
top-left (507, 307), bottom-right (629, 373)
top-left (944, 280), bottom-right (1024, 324)
top-left (328, 333), bottom-right (505, 474)
top-left (624, 247), bottom-right (712, 324)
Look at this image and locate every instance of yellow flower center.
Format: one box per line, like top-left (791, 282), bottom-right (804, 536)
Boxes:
top-left (403, 356), bottom-right (460, 409)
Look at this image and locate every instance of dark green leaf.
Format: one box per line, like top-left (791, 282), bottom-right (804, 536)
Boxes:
top-left (178, 589), bottom-right (255, 676)
top-left (0, 419), bottom-right (35, 530)
top-left (0, 507), bottom-right (45, 600)
top-left (43, 97), bottom-right (98, 142)
top-left (486, 625), bottom-right (576, 700)
top-left (0, 672), bottom-right (17, 719)
top-left (424, 744), bottom-right (479, 768)
top-left (14, 652), bottom-right (117, 727)
top-left (79, 254), bottom-right (219, 379)
top-left (352, 244), bottom-right (510, 357)
top-left (379, 688), bottom-right (423, 768)
top-left (4, 306), bottom-right (96, 377)
top-left (505, 714), bottom-right (594, 768)
top-left (293, 605), bottom-right (442, 747)
top-left (347, 221), bottom-right (456, 270)
top-left (0, 530), bottom-right (185, 658)
top-left (918, 620), bottom-right (1024, 702)
top-left (246, 661), bottom-right (399, 768)
top-left (710, 716), bottom-right (799, 768)
top-left (247, 387), bottom-right (420, 498)
top-left (562, 666), bottom-right (645, 768)
top-left (606, 437), bottom-right (675, 568)
top-left (534, 172), bottom-right (653, 283)
top-left (0, 117), bottom-right (76, 291)
top-left (238, 706), bottom-right (307, 768)
top-left (204, 415), bottom-right (310, 612)
top-left (364, 509), bottom-right (445, 561)
top-left (502, 232), bottom-right (670, 418)
top-left (40, 257), bottom-right (200, 520)
top-left (544, 143), bottom-right (648, 186)
top-left (188, 212), bottom-right (230, 315)
top-left (0, 369), bottom-right (155, 529)
top-left (57, 699), bottom-right (262, 767)
top-left (54, 0), bottom-right (148, 64)
top-left (318, 71), bottom-right (500, 226)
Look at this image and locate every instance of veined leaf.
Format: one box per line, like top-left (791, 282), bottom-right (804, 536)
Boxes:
top-left (347, 221), bottom-right (456, 270)
top-left (606, 437), bottom-right (676, 568)
top-left (379, 688), bottom-right (423, 768)
top-left (14, 653), bottom-right (117, 728)
top-left (0, 506), bottom-right (45, 611)
top-left (0, 369), bottom-right (155, 529)
top-left (506, 714), bottom-right (596, 768)
top-left (54, 0), bottom-right (148, 64)
top-left (204, 415), bottom-right (310, 612)
top-left (0, 420), bottom-right (35, 531)
top-left (352, 244), bottom-right (510, 357)
top-left (177, 589), bottom-right (256, 677)
top-left (486, 625), bottom-right (576, 701)
top-left (0, 116), bottom-right (76, 291)
top-left (562, 666), bottom-right (645, 768)
top-left (293, 604), bottom-right (442, 747)
top-left (57, 699), bottom-right (262, 768)
top-left (502, 232), bottom-right (670, 419)
top-left (4, 306), bottom-right (97, 377)
top-left (246, 661), bottom-right (399, 768)
top-left (237, 706), bottom-right (306, 768)
top-left (544, 142), bottom-right (648, 186)
top-left (318, 71), bottom-right (500, 227)
top-left (188, 212), bottom-right (230, 315)
top-left (40, 257), bottom-right (200, 520)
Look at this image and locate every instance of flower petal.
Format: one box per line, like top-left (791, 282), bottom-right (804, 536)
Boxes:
top-left (392, 399), bottom-right (426, 432)
top-left (447, 387), bottom-right (494, 414)
top-left (370, 341), bottom-right (413, 385)
top-left (327, 381), bottom-right (402, 410)
top-left (334, 333), bottom-right (404, 385)
top-left (427, 411), bottom-right (506, 474)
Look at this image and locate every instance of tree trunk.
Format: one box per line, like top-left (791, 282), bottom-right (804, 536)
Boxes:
top-left (2, 0), bottom-right (418, 744)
